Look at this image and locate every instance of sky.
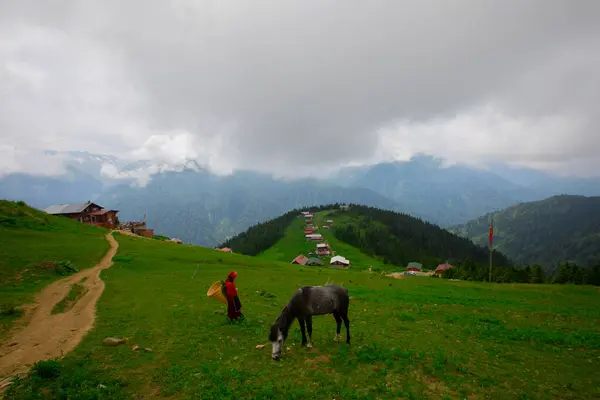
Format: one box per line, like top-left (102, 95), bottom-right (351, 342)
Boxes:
top-left (1, 0), bottom-right (599, 179)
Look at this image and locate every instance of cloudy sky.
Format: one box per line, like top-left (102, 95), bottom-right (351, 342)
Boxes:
top-left (1, 0), bottom-right (599, 178)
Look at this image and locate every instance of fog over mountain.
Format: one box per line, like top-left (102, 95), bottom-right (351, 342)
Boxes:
top-left (1, 1), bottom-right (600, 180)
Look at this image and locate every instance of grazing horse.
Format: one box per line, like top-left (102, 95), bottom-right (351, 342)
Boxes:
top-left (268, 284), bottom-right (350, 360)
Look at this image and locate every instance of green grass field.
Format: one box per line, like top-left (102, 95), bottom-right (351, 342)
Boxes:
top-left (7, 231), bottom-right (600, 399)
top-left (0, 201), bottom-right (108, 338)
top-left (259, 212), bottom-right (397, 271)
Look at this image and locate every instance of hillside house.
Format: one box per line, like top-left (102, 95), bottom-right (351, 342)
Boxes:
top-left (434, 263), bottom-right (453, 276)
top-left (304, 214), bottom-right (314, 221)
top-left (305, 233), bottom-right (323, 241)
top-left (291, 254), bottom-right (309, 265)
top-left (306, 257), bottom-right (325, 266)
top-left (304, 228), bottom-right (314, 235)
top-left (218, 247), bottom-right (232, 253)
top-left (323, 225), bottom-right (329, 229)
top-left (326, 220), bottom-right (334, 225)
top-left (119, 220), bottom-right (154, 237)
top-left (330, 255), bottom-right (350, 267)
top-left (407, 262), bottom-right (423, 272)
top-left (316, 243), bottom-right (331, 256)
top-left (44, 201), bottom-right (119, 230)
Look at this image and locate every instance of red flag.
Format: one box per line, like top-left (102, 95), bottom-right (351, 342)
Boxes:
top-left (489, 221), bottom-right (493, 246)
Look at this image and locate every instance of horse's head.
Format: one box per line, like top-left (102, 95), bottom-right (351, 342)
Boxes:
top-left (269, 323), bottom-right (284, 361)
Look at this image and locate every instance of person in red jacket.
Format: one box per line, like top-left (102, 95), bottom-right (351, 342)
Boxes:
top-left (224, 271), bottom-right (243, 321)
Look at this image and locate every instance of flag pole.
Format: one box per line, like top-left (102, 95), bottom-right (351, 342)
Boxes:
top-left (489, 214), bottom-right (493, 283)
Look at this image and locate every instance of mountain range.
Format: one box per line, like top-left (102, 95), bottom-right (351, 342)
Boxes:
top-left (450, 195), bottom-right (600, 271)
top-left (1, 151), bottom-right (600, 247)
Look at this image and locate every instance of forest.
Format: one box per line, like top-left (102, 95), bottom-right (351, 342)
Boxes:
top-left (330, 205), bottom-right (511, 268)
top-left (442, 259), bottom-right (600, 286)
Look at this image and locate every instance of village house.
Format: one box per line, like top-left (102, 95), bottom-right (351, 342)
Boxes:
top-left (316, 243), bottom-right (331, 256)
top-left (434, 263), bottom-right (453, 277)
top-left (326, 219), bottom-right (334, 225)
top-left (330, 255), bottom-right (350, 267)
top-left (306, 257), bottom-right (325, 266)
top-left (119, 220), bottom-right (154, 238)
top-left (44, 201), bottom-right (119, 230)
top-left (406, 262), bottom-right (423, 272)
top-left (305, 233), bottom-right (323, 242)
top-left (291, 254), bottom-right (309, 265)
top-left (304, 227), bottom-right (314, 235)
top-left (218, 247), bottom-right (232, 253)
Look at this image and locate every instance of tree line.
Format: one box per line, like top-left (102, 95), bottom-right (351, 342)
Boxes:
top-left (441, 259), bottom-right (600, 286)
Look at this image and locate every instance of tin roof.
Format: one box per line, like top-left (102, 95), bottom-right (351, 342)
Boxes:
top-left (44, 202), bottom-right (100, 215)
top-left (407, 262), bottom-right (423, 270)
top-left (306, 257), bottom-right (324, 265)
top-left (330, 255), bottom-right (350, 265)
top-left (292, 255), bottom-right (308, 265)
top-left (435, 263), bottom-right (453, 272)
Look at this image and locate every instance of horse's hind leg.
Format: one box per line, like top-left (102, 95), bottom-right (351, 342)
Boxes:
top-left (306, 316), bottom-right (313, 348)
top-left (298, 317), bottom-right (308, 347)
top-left (333, 312), bottom-right (342, 342)
top-left (342, 312), bottom-right (351, 345)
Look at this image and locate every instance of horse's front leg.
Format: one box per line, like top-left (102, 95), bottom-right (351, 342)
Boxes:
top-left (298, 317), bottom-right (307, 347)
top-left (306, 316), bottom-right (313, 348)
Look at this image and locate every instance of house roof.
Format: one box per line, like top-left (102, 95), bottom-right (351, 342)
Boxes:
top-left (435, 263), bottom-right (453, 272)
top-left (306, 257), bottom-right (324, 265)
top-left (407, 262), bottom-right (423, 270)
top-left (44, 202), bottom-right (101, 215)
top-left (218, 247), bottom-right (232, 252)
top-left (330, 255), bottom-right (350, 265)
top-left (305, 234), bottom-right (323, 238)
top-left (292, 255), bottom-right (308, 265)
top-left (316, 243), bottom-right (328, 248)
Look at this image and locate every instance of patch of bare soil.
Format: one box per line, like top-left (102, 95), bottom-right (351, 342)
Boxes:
top-left (0, 233), bottom-right (119, 389)
top-left (386, 272), bottom-right (404, 279)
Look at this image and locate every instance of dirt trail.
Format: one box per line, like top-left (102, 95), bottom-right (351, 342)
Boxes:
top-left (0, 233), bottom-right (118, 388)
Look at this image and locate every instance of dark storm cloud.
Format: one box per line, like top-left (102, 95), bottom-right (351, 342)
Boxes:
top-left (1, 0), bottom-right (599, 177)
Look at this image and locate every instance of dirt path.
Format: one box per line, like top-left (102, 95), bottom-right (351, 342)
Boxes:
top-left (0, 233), bottom-right (119, 388)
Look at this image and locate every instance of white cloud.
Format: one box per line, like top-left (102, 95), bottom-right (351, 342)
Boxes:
top-left (375, 105), bottom-right (593, 175)
top-left (0, 144), bottom-right (68, 177)
top-left (0, 0), bottom-right (599, 178)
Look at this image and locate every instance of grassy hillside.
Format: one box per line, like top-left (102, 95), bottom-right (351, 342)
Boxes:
top-left (451, 195), bottom-right (600, 270)
top-left (0, 200), bottom-right (108, 337)
top-left (258, 211), bottom-right (391, 270)
top-left (223, 204), bottom-right (510, 271)
top-left (7, 232), bottom-right (600, 399)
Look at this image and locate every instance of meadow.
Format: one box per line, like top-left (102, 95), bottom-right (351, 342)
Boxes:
top-left (0, 201), bottom-right (108, 338)
top-left (7, 232), bottom-right (600, 399)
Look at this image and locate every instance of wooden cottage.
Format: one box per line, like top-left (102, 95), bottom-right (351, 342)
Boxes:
top-left (330, 255), bottom-right (350, 267)
top-left (406, 262), bottom-right (423, 272)
top-left (44, 201), bottom-right (119, 230)
top-left (306, 257), bottom-right (325, 266)
top-left (434, 263), bottom-right (453, 276)
top-left (291, 255), bottom-right (309, 265)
